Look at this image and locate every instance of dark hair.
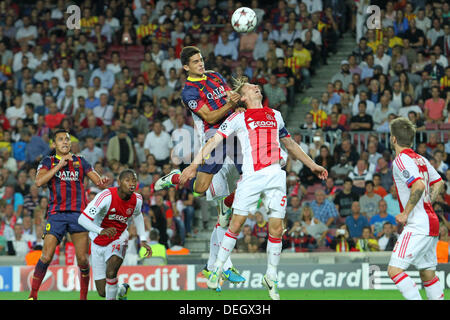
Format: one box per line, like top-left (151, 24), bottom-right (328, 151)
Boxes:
top-left (118, 169), bottom-right (137, 181)
top-left (390, 117), bottom-right (416, 147)
top-left (365, 180), bottom-right (374, 187)
top-left (51, 128), bottom-right (69, 140)
top-left (180, 46), bottom-right (201, 66)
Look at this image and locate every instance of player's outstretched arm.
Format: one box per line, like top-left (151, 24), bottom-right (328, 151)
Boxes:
top-left (179, 133), bottom-right (225, 185)
top-left (281, 136), bottom-right (328, 180)
top-left (87, 170), bottom-right (110, 189)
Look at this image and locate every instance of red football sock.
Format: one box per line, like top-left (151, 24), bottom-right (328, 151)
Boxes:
top-left (79, 264), bottom-right (90, 300)
top-left (224, 192), bottom-right (235, 208)
top-left (29, 259), bottom-right (49, 300)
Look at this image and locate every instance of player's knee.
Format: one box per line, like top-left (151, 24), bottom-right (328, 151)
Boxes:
top-left (97, 289), bottom-right (105, 298)
top-left (387, 265), bottom-right (403, 279)
top-left (106, 270), bottom-right (118, 280)
top-left (193, 181), bottom-right (209, 194)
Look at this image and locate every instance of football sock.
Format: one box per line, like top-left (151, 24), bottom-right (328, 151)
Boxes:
top-left (224, 192), bottom-right (235, 208)
top-left (79, 264), bottom-right (90, 300)
top-left (105, 277), bottom-right (118, 300)
top-left (423, 276), bottom-right (444, 300)
top-left (171, 173), bottom-right (180, 184)
top-left (391, 272), bottom-right (422, 300)
top-left (216, 225), bottom-right (233, 271)
top-left (215, 228), bottom-right (239, 270)
top-left (207, 225), bottom-right (220, 271)
top-left (29, 259), bottom-right (49, 299)
top-left (266, 235), bottom-right (282, 281)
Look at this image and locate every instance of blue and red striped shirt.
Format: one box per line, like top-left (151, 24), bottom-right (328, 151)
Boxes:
top-left (38, 154), bottom-right (93, 215)
top-left (181, 71), bottom-right (232, 136)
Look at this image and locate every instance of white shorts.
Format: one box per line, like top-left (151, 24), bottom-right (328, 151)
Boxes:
top-left (91, 237), bottom-right (129, 281)
top-left (232, 165), bottom-right (286, 219)
top-left (388, 230), bottom-right (439, 271)
top-left (206, 156), bottom-right (240, 202)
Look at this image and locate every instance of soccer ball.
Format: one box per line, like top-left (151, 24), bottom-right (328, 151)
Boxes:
top-left (231, 7), bottom-right (257, 33)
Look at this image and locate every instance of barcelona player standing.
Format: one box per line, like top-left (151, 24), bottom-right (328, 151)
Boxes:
top-left (28, 129), bottom-right (109, 300)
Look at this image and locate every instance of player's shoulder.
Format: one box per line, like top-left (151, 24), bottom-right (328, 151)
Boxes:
top-left (134, 192), bottom-right (143, 202)
top-left (225, 111), bottom-right (244, 123)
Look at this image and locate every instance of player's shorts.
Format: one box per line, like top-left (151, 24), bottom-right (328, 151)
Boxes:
top-left (232, 164), bottom-right (286, 219)
top-left (91, 236), bottom-right (129, 281)
top-left (388, 230), bottom-right (439, 270)
top-left (206, 156), bottom-right (240, 202)
top-left (44, 211), bottom-right (87, 243)
top-left (198, 135), bottom-right (242, 175)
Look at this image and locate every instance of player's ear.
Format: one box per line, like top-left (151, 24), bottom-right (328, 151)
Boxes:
top-left (183, 65), bottom-right (189, 72)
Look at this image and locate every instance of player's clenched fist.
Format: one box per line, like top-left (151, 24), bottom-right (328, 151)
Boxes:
top-left (100, 227), bottom-right (117, 238)
top-left (228, 91), bottom-right (241, 107)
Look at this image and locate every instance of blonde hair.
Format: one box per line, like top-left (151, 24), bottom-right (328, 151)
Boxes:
top-left (231, 76), bottom-right (248, 94)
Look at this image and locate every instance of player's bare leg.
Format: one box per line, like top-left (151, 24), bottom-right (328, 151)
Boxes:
top-left (28, 234), bottom-right (59, 300)
top-left (71, 232), bottom-right (91, 300)
top-left (419, 269), bottom-right (444, 300)
top-left (387, 265), bottom-right (422, 300)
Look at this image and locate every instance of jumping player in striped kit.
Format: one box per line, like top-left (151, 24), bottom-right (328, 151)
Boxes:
top-left (28, 129), bottom-right (109, 300)
top-left (387, 117), bottom-right (445, 300)
top-left (180, 78), bottom-right (328, 299)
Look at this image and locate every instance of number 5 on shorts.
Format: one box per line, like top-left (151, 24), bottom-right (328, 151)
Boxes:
top-left (280, 196), bottom-right (287, 207)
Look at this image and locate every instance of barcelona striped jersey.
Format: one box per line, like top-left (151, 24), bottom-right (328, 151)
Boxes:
top-left (37, 154), bottom-right (93, 215)
top-left (181, 71), bottom-right (232, 142)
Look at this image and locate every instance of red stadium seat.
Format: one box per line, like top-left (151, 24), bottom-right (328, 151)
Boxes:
top-left (439, 123), bottom-right (450, 130)
top-left (425, 123), bottom-right (438, 130)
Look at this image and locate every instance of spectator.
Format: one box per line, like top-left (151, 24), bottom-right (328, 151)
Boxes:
top-left (106, 126), bottom-right (135, 167)
top-left (236, 225), bottom-right (259, 253)
top-left (377, 222), bottom-right (398, 251)
top-left (383, 186), bottom-right (400, 220)
top-left (285, 195), bottom-right (302, 229)
top-left (372, 173), bottom-right (388, 198)
top-left (370, 197), bottom-right (396, 233)
top-left (437, 224), bottom-right (449, 264)
top-left (166, 234), bottom-right (191, 256)
top-left (11, 223), bottom-right (29, 258)
top-left (80, 136), bottom-right (103, 166)
top-left (93, 93), bottom-right (114, 126)
top-left (330, 224), bottom-right (356, 252)
top-left (23, 185), bottom-right (41, 217)
top-left (300, 204), bottom-right (328, 247)
top-left (309, 98), bottom-right (328, 128)
top-left (345, 201), bottom-right (370, 239)
top-left (285, 220), bottom-right (317, 252)
top-left (424, 86), bottom-right (446, 124)
top-left (334, 178), bottom-right (360, 218)
top-left (377, 157), bottom-right (393, 192)
top-left (309, 189), bottom-right (339, 228)
top-left (263, 74), bottom-right (289, 120)
top-left (349, 101), bottom-right (373, 131)
top-left (359, 181), bottom-right (382, 219)
top-left (331, 60), bottom-right (352, 91)
top-left (355, 226), bottom-right (379, 252)
top-left (252, 211), bottom-right (269, 251)
top-left (143, 120), bottom-right (172, 167)
top-left (348, 159), bottom-right (373, 194)
top-left (214, 30), bottom-right (238, 61)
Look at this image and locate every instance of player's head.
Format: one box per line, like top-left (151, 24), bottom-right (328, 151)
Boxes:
top-left (118, 169), bottom-right (138, 196)
top-left (181, 46), bottom-right (204, 77)
top-left (51, 129), bottom-right (71, 155)
top-left (389, 117), bottom-right (416, 149)
top-left (232, 76), bottom-right (262, 108)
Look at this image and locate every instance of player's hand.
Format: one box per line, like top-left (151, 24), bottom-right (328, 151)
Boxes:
top-left (179, 165), bottom-right (197, 186)
top-left (100, 227), bottom-right (117, 238)
top-left (396, 212), bottom-right (408, 225)
top-left (140, 241), bottom-right (152, 258)
top-left (311, 165), bottom-right (328, 180)
top-left (98, 176), bottom-right (110, 189)
top-left (228, 91), bottom-right (241, 107)
top-left (57, 154), bottom-right (73, 168)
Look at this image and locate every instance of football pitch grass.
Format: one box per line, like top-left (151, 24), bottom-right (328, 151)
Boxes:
top-left (1, 289), bottom-right (449, 300)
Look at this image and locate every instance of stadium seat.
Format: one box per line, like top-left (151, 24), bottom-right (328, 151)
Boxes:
top-left (141, 256), bottom-right (167, 266)
top-left (439, 123), bottom-right (450, 130)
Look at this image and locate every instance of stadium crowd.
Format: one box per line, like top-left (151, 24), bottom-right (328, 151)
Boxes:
top-left (0, 0), bottom-right (448, 266)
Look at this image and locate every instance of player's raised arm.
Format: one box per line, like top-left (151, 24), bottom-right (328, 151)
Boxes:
top-left (280, 136), bottom-right (328, 180)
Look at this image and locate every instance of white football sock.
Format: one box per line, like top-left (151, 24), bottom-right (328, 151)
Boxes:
top-left (391, 272), bottom-right (422, 300)
top-left (207, 225), bottom-right (220, 271)
top-left (423, 276), bottom-right (444, 300)
top-left (105, 278), bottom-right (118, 300)
top-left (215, 229), bottom-right (238, 270)
top-left (266, 235), bottom-right (282, 281)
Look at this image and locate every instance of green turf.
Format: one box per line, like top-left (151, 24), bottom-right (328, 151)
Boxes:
top-left (1, 289), bottom-right (449, 300)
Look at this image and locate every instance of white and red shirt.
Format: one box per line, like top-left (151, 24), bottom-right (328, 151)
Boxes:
top-left (217, 107), bottom-right (290, 174)
top-left (392, 148), bottom-right (442, 236)
top-left (82, 187), bottom-right (143, 246)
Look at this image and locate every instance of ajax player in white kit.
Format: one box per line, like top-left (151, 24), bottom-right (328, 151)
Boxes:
top-left (78, 169), bottom-right (152, 300)
top-left (387, 118), bottom-right (445, 300)
top-left (180, 78), bottom-right (328, 299)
